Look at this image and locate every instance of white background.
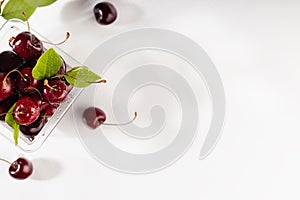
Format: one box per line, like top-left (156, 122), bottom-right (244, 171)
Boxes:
top-left (1, 0), bottom-right (300, 199)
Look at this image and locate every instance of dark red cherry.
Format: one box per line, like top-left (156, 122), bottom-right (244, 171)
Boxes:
top-left (16, 68), bottom-right (41, 94)
top-left (94, 2), bottom-right (117, 25)
top-left (0, 51), bottom-right (25, 72)
top-left (82, 107), bottom-right (106, 129)
top-left (0, 93), bottom-right (19, 121)
top-left (0, 72), bottom-right (15, 101)
top-left (13, 97), bottom-right (40, 126)
top-left (41, 104), bottom-right (58, 122)
top-left (20, 117), bottom-right (45, 136)
top-left (9, 157), bottom-right (33, 180)
top-left (12, 31), bottom-right (43, 60)
top-left (42, 79), bottom-right (69, 104)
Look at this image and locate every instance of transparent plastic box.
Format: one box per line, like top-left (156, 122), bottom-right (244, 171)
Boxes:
top-left (0, 19), bottom-right (83, 152)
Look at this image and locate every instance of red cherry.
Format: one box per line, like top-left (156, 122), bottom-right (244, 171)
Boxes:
top-left (12, 31), bottom-right (43, 60)
top-left (0, 72), bottom-right (15, 101)
top-left (42, 79), bottom-right (69, 104)
top-left (16, 67), bottom-right (41, 94)
top-left (9, 157), bottom-right (33, 180)
top-left (13, 97), bottom-right (40, 126)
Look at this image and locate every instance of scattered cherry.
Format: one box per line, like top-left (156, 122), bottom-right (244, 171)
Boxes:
top-left (94, 2), bottom-right (117, 25)
top-left (0, 157), bottom-right (33, 180)
top-left (12, 31), bottom-right (43, 60)
top-left (13, 96), bottom-right (40, 126)
top-left (82, 107), bottom-right (137, 129)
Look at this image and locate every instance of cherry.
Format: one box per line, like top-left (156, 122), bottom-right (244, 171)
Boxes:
top-left (12, 31), bottom-right (43, 60)
top-left (83, 107), bottom-right (106, 129)
top-left (9, 158), bottom-right (33, 180)
top-left (41, 104), bottom-right (58, 122)
top-left (0, 93), bottom-right (19, 121)
top-left (94, 2), bottom-right (117, 25)
top-left (42, 79), bottom-right (69, 104)
top-left (16, 67), bottom-right (41, 94)
top-left (20, 117), bottom-right (45, 136)
top-left (0, 72), bottom-right (15, 101)
top-left (82, 107), bottom-right (137, 129)
top-left (0, 51), bottom-right (25, 72)
top-left (13, 96), bottom-right (40, 126)
top-left (0, 157), bottom-right (33, 180)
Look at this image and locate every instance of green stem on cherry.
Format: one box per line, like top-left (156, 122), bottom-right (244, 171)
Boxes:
top-left (22, 12), bottom-right (30, 32)
top-left (102, 112), bottom-right (138, 126)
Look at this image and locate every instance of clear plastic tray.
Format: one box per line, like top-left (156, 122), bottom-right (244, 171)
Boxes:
top-left (0, 19), bottom-right (83, 152)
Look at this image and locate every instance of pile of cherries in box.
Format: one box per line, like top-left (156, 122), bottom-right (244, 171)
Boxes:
top-left (0, 31), bottom-right (72, 138)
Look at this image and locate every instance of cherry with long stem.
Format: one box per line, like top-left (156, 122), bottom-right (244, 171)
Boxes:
top-left (0, 157), bottom-right (33, 180)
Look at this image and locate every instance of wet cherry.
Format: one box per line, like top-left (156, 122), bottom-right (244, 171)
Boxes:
top-left (12, 31), bottom-right (43, 60)
top-left (13, 96), bottom-right (40, 126)
top-left (42, 79), bottom-right (69, 104)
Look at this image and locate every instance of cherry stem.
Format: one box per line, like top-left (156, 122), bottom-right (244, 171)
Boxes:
top-left (0, 158), bottom-right (12, 165)
top-left (8, 36), bottom-right (15, 47)
top-left (102, 112), bottom-right (138, 126)
top-left (28, 86), bottom-right (43, 98)
top-left (41, 32), bottom-right (70, 46)
top-left (22, 12), bottom-right (30, 32)
top-left (3, 69), bottom-right (27, 87)
top-left (44, 79), bottom-right (58, 91)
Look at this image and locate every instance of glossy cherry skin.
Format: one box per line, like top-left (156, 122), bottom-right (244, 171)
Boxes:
top-left (0, 72), bottom-right (15, 101)
top-left (82, 107), bottom-right (106, 129)
top-left (12, 31), bottom-right (43, 60)
top-left (20, 117), bottom-right (45, 136)
top-left (42, 79), bottom-right (69, 104)
top-left (13, 97), bottom-right (40, 126)
top-left (94, 2), bottom-right (117, 25)
top-left (9, 157), bottom-right (33, 180)
top-left (16, 67), bottom-right (41, 94)
top-left (0, 51), bottom-right (25, 72)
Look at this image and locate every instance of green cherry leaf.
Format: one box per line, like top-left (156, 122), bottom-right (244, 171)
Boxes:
top-left (5, 103), bottom-right (19, 146)
top-left (24, 0), bottom-right (57, 7)
top-left (2, 0), bottom-right (36, 21)
top-left (64, 66), bottom-right (102, 88)
top-left (32, 48), bottom-right (62, 80)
